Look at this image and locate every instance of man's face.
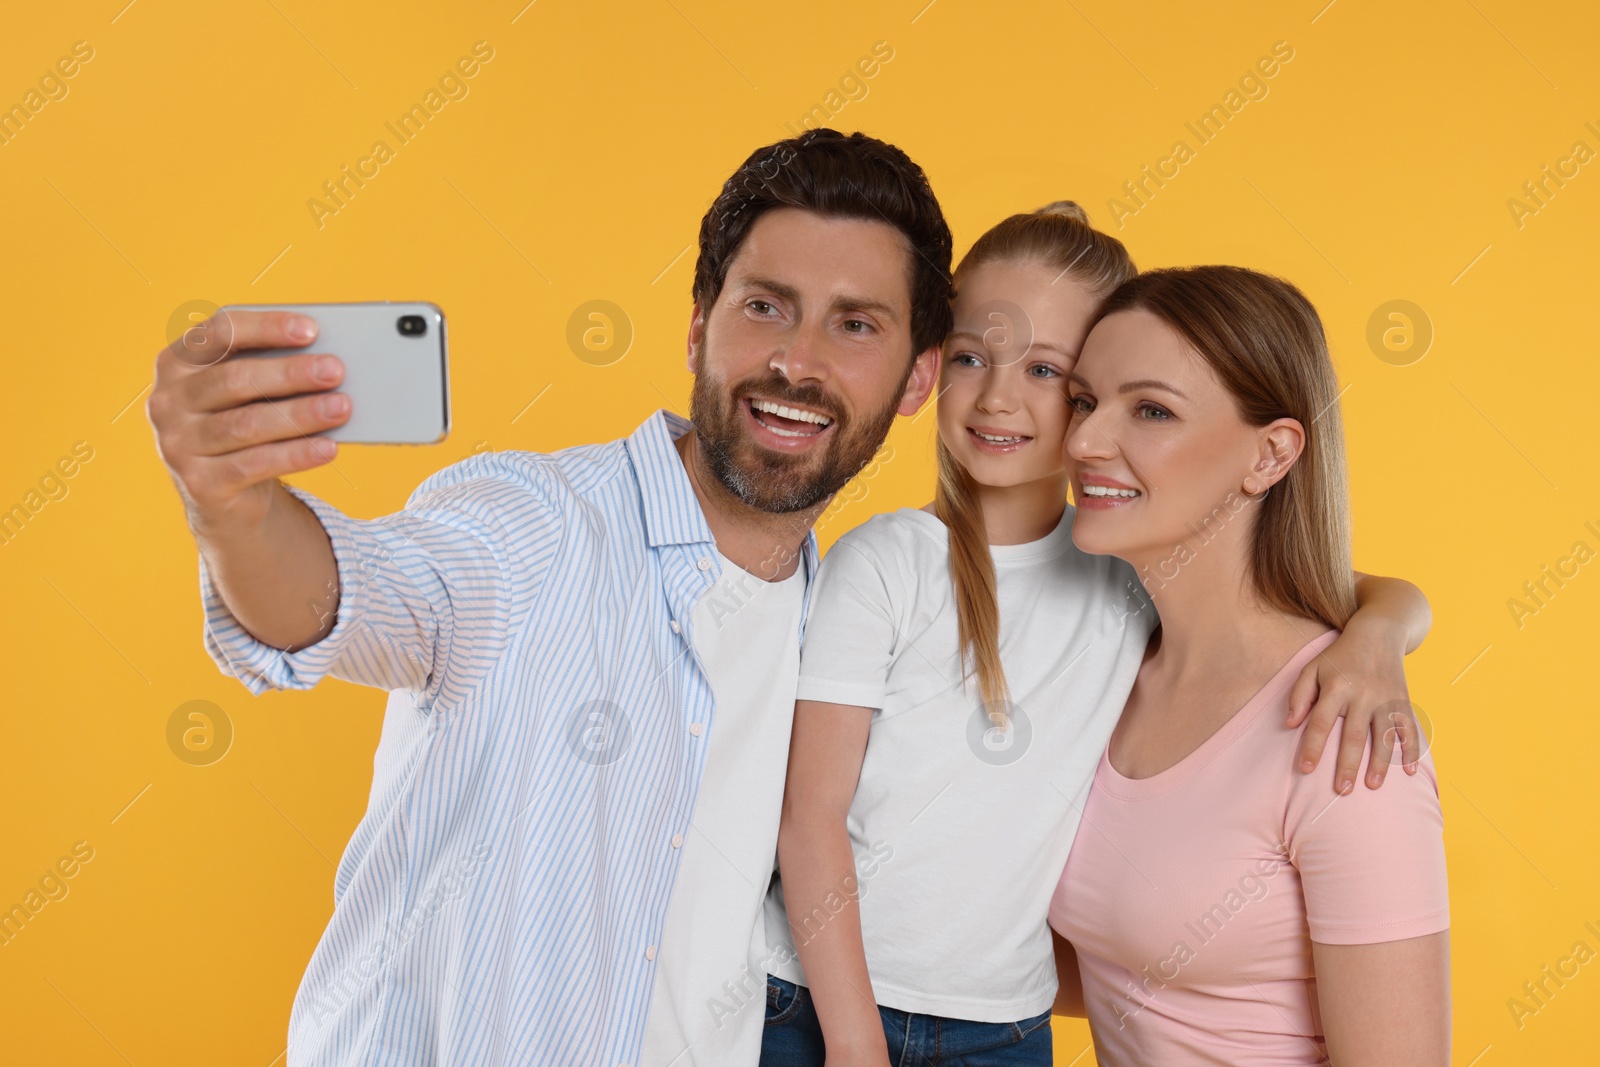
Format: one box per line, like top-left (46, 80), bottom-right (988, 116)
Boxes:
top-left (687, 207), bottom-right (937, 513)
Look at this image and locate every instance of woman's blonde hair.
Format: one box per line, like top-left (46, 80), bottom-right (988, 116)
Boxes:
top-left (1097, 265), bottom-right (1357, 629)
top-left (936, 202), bottom-right (1136, 719)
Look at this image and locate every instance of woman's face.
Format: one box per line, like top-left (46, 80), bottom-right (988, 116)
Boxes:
top-left (936, 259), bottom-right (1102, 490)
top-left (1064, 309), bottom-right (1299, 568)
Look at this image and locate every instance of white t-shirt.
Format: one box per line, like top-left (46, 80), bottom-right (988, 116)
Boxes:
top-left (762, 506), bottom-right (1156, 1022)
top-left (640, 548), bottom-right (807, 1067)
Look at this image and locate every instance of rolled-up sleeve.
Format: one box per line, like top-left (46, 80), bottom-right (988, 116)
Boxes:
top-left (200, 452), bottom-right (561, 713)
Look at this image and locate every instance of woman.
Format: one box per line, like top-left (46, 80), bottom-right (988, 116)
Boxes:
top-left (761, 207), bottom-right (1433, 1066)
top-left (1050, 265), bottom-right (1450, 1065)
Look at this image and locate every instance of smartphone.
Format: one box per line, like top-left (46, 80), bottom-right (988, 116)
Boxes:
top-left (221, 301), bottom-right (450, 445)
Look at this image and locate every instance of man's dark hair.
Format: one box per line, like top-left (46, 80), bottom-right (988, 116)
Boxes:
top-left (692, 129), bottom-right (953, 358)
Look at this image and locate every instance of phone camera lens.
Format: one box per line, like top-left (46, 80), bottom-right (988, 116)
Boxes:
top-left (397, 315), bottom-right (427, 337)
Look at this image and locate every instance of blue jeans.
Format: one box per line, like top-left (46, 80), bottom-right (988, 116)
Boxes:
top-left (760, 975), bottom-right (1053, 1067)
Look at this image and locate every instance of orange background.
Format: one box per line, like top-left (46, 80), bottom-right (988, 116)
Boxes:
top-left (1, 1), bottom-right (1596, 1063)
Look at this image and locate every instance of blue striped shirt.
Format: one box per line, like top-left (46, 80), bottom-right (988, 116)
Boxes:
top-left (199, 410), bottom-right (819, 1066)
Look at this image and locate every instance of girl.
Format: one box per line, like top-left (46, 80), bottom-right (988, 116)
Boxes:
top-left (760, 207), bottom-right (1433, 1066)
top-left (1050, 265), bottom-right (1450, 1065)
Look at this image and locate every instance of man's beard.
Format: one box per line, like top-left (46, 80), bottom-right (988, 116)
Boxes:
top-left (688, 343), bottom-right (906, 514)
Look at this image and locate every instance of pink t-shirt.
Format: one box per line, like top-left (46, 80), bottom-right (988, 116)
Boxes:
top-left (1048, 630), bottom-right (1449, 1066)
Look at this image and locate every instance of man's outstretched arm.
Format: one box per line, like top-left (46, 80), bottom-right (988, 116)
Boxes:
top-left (153, 309), bottom-right (551, 708)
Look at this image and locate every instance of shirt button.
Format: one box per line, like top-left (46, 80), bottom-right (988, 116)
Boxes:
top-left (689, 722), bottom-right (703, 737)
top-left (645, 945), bottom-right (657, 961)
top-left (671, 833), bottom-right (683, 848)
top-left (669, 619), bottom-right (681, 634)
top-left (697, 557), bottom-right (712, 571)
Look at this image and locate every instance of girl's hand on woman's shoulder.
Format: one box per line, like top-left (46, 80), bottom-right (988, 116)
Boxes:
top-left (1288, 620), bottom-right (1422, 795)
top-left (1287, 572), bottom-right (1433, 794)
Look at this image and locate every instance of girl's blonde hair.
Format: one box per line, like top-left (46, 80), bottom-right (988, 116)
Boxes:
top-left (935, 202), bottom-right (1136, 720)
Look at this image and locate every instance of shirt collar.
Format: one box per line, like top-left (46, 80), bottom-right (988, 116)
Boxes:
top-left (623, 409), bottom-right (821, 585)
top-left (625, 409), bottom-right (714, 548)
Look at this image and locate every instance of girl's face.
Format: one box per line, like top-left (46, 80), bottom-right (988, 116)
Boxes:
top-left (936, 259), bottom-right (1102, 490)
top-left (1064, 309), bottom-right (1301, 566)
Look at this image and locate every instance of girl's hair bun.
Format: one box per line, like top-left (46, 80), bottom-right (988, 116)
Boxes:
top-left (1034, 200), bottom-right (1090, 224)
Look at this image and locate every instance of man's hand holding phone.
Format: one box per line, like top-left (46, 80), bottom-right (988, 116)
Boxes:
top-left (148, 310), bottom-right (349, 651)
top-left (149, 309), bottom-right (349, 533)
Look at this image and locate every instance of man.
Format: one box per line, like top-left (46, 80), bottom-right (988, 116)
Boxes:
top-left (149, 129), bottom-right (949, 1065)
